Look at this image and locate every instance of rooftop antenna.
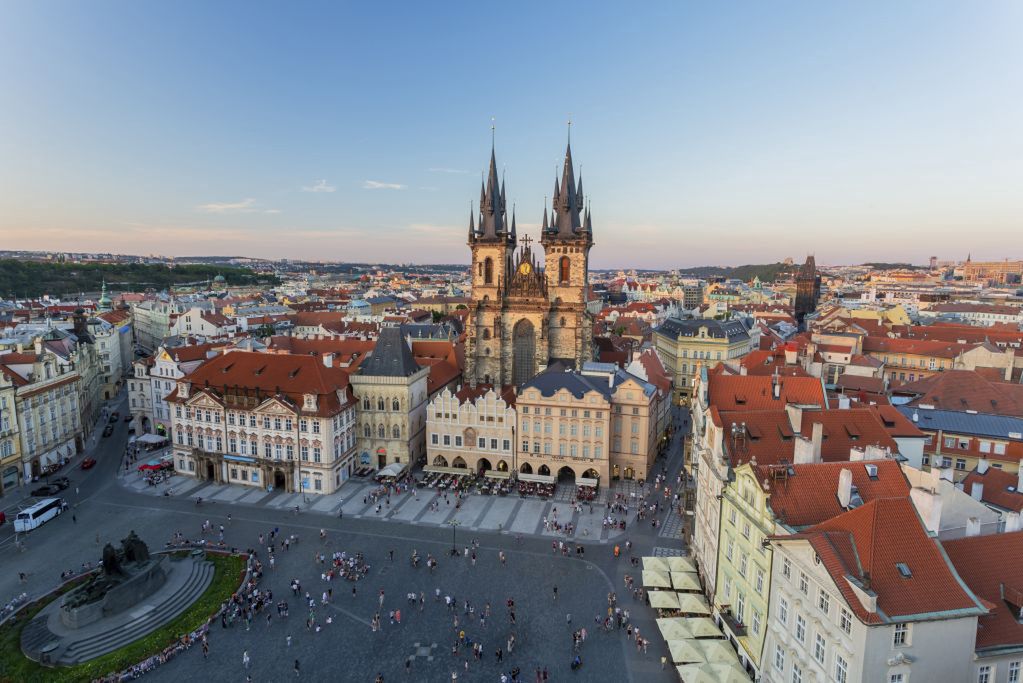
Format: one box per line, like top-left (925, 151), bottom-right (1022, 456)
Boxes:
top-left (567, 114), bottom-right (572, 144)
top-left (491, 116), bottom-right (496, 149)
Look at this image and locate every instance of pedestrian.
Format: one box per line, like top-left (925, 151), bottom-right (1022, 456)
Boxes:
top-left (552, 585), bottom-right (558, 601)
top-left (242, 650), bottom-right (250, 669)
top-left (379, 589), bottom-right (385, 608)
top-left (660, 655), bottom-right (667, 670)
top-left (294, 659), bottom-right (300, 676)
top-left (287, 634), bottom-right (292, 647)
top-left (566, 613), bottom-right (571, 625)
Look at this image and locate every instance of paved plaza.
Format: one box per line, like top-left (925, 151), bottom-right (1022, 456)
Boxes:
top-left (0, 393), bottom-right (693, 682)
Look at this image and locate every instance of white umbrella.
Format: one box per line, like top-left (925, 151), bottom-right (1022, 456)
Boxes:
top-left (648, 590), bottom-right (681, 609)
top-left (643, 556), bottom-right (671, 573)
top-left (671, 571), bottom-right (702, 592)
top-left (667, 639), bottom-right (707, 664)
top-left (643, 569), bottom-right (672, 589)
top-left (676, 593), bottom-right (711, 615)
top-left (666, 556), bottom-right (698, 573)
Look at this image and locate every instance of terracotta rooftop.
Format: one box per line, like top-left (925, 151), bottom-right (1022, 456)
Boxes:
top-left (862, 336), bottom-right (965, 359)
top-left (895, 370), bottom-right (1023, 417)
top-left (961, 466), bottom-right (1023, 513)
top-left (707, 374), bottom-right (826, 411)
top-left (754, 459), bottom-right (910, 529)
top-left (785, 497), bottom-right (985, 624)
top-left (943, 531), bottom-right (1023, 652)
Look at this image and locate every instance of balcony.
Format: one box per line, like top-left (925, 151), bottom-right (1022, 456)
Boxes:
top-left (719, 607), bottom-right (747, 637)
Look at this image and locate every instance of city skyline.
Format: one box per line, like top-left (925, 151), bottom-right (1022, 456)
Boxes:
top-left (1, 2), bottom-right (1021, 267)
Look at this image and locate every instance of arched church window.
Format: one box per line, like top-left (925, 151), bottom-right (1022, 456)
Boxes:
top-left (485, 257), bottom-right (494, 284)
top-left (363, 425), bottom-right (371, 438)
top-left (478, 262), bottom-right (483, 277)
top-left (392, 399), bottom-right (400, 411)
top-left (559, 256), bottom-right (570, 284)
top-left (362, 398), bottom-right (370, 410)
top-left (377, 425), bottom-right (385, 439)
top-left (483, 329), bottom-right (491, 340)
top-left (392, 425), bottom-right (401, 439)
top-left (377, 398), bottom-right (385, 411)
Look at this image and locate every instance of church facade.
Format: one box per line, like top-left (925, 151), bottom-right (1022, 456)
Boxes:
top-left (464, 141), bottom-right (594, 387)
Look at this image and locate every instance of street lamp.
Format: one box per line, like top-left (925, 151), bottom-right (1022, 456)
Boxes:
top-left (448, 519), bottom-right (460, 557)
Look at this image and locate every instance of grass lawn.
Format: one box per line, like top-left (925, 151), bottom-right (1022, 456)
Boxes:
top-left (0, 552), bottom-right (246, 683)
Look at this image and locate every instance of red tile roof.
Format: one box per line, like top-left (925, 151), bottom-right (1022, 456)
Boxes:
top-left (707, 375), bottom-right (826, 411)
top-left (862, 336), bottom-right (965, 359)
top-left (943, 531), bottom-right (1023, 652)
top-left (895, 370), bottom-right (1023, 417)
top-left (168, 350), bottom-right (354, 416)
top-left (754, 459), bottom-right (910, 528)
top-left (961, 467), bottom-right (1023, 513)
top-left (786, 497), bottom-right (984, 624)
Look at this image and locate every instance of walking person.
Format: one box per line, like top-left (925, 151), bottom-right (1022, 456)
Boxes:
top-left (294, 659), bottom-right (301, 676)
top-left (242, 650), bottom-right (250, 669)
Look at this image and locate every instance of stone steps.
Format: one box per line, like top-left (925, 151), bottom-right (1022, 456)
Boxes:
top-left (59, 558), bottom-right (213, 664)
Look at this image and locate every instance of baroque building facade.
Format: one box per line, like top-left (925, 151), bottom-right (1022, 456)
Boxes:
top-left (464, 141), bottom-right (594, 388)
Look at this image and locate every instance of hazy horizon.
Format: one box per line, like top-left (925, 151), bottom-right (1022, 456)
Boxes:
top-left (2, 2), bottom-right (1021, 268)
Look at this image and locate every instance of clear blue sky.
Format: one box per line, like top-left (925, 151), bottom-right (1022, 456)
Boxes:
top-left (1, 1), bottom-right (1020, 268)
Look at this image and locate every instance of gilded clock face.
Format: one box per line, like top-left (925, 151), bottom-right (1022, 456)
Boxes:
top-left (518, 262), bottom-right (532, 275)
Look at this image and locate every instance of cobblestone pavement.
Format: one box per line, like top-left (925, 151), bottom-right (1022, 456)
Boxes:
top-left (0, 400), bottom-right (695, 682)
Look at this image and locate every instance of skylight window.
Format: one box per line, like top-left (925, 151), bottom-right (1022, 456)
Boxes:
top-left (896, 563), bottom-right (912, 579)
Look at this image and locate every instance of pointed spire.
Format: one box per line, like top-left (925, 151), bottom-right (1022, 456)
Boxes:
top-left (554, 140), bottom-right (581, 237)
top-left (479, 137), bottom-right (505, 238)
top-left (468, 201), bottom-right (476, 243)
top-left (583, 201), bottom-right (592, 233)
top-left (542, 197), bottom-right (549, 231)
top-left (510, 204), bottom-right (517, 242)
top-left (576, 170), bottom-right (584, 208)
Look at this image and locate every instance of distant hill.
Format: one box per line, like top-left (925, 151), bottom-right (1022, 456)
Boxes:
top-left (861, 262), bottom-right (924, 270)
top-left (679, 263), bottom-right (796, 283)
top-left (0, 260), bottom-right (278, 298)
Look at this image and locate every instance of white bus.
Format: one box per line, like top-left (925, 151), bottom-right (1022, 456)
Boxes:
top-left (14, 497), bottom-right (68, 532)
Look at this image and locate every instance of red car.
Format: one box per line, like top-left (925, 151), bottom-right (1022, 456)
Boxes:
top-left (81, 458), bottom-right (97, 470)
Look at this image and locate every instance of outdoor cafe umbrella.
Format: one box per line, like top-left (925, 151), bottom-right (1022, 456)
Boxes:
top-left (666, 556), bottom-right (698, 573)
top-left (696, 639), bottom-right (741, 664)
top-left (648, 590), bottom-right (681, 610)
top-left (671, 571), bottom-right (702, 592)
top-left (676, 593), bottom-right (711, 615)
top-left (667, 639), bottom-right (707, 665)
top-left (679, 617), bottom-right (724, 639)
top-left (643, 570), bottom-right (672, 589)
top-left (643, 556), bottom-right (670, 573)
top-left (657, 618), bottom-right (693, 641)
top-left (676, 661), bottom-right (750, 683)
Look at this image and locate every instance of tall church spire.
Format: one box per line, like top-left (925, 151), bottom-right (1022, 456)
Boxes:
top-left (479, 142), bottom-right (506, 239)
top-left (467, 202), bottom-right (476, 243)
top-left (553, 142), bottom-right (582, 237)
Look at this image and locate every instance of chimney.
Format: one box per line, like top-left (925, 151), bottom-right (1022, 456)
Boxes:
top-left (322, 353), bottom-right (333, 368)
top-left (811, 421), bottom-right (824, 461)
top-left (910, 486), bottom-right (944, 535)
top-left (784, 347), bottom-right (797, 365)
top-left (785, 404), bottom-right (803, 433)
top-left (772, 375), bottom-right (781, 400)
top-left (837, 468), bottom-right (853, 508)
top-left (978, 458), bottom-right (989, 475)
top-left (970, 482), bottom-right (984, 502)
top-left (739, 365), bottom-right (748, 376)
top-left (1006, 347), bottom-right (1015, 383)
top-left (965, 516), bottom-right (981, 537)
top-left (1005, 512), bottom-right (1022, 533)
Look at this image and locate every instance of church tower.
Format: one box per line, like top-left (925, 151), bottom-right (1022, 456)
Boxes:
top-left (465, 144), bottom-right (514, 386)
top-left (541, 141), bottom-right (593, 368)
top-left (465, 134), bottom-right (594, 388)
top-left (794, 255), bottom-right (821, 328)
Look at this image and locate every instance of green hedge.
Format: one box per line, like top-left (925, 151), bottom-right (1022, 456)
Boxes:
top-left (0, 553), bottom-right (246, 683)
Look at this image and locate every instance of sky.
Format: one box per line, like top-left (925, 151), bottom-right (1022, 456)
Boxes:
top-left (1, 1), bottom-right (1021, 269)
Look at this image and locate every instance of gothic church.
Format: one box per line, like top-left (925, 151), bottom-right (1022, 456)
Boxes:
top-left (465, 141), bottom-right (594, 387)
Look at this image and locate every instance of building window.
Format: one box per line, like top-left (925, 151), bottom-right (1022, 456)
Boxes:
top-left (834, 654), bottom-right (848, 683)
top-left (454, 436), bottom-right (462, 447)
top-left (774, 645), bottom-right (785, 671)
top-left (791, 664), bottom-right (802, 683)
top-left (778, 597), bottom-right (788, 625)
top-left (738, 553), bottom-right (748, 578)
top-left (751, 610), bottom-right (761, 635)
top-left (944, 437), bottom-right (955, 448)
top-left (301, 445), bottom-right (309, 460)
top-left (503, 440), bottom-right (510, 451)
top-left (782, 558), bottom-right (791, 579)
top-left (726, 537), bottom-right (734, 561)
top-left (955, 458), bottom-right (967, 471)
top-left (795, 615), bottom-right (806, 644)
top-left (799, 572), bottom-right (809, 595)
top-left (1008, 661), bottom-right (1020, 683)
top-left (890, 675), bottom-right (904, 683)
top-left (813, 633), bottom-right (825, 664)
top-left (818, 589), bottom-right (830, 614)
top-left (431, 433), bottom-right (438, 445)
top-left (755, 568), bottom-right (765, 594)
top-left (894, 623), bottom-right (909, 647)
top-left (840, 607), bottom-right (852, 634)
top-left (443, 435), bottom-right (451, 446)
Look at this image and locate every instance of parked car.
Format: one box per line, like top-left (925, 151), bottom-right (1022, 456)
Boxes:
top-left (52, 476), bottom-right (71, 490)
top-left (81, 458), bottom-right (97, 470)
top-left (102, 425), bottom-right (114, 437)
top-left (31, 484), bottom-right (61, 497)
top-left (124, 414), bottom-right (132, 422)
top-left (108, 414), bottom-right (118, 424)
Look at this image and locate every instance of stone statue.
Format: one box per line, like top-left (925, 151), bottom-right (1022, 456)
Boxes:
top-left (121, 530), bottom-right (150, 564)
top-left (101, 543), bottom-right (123, 577)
